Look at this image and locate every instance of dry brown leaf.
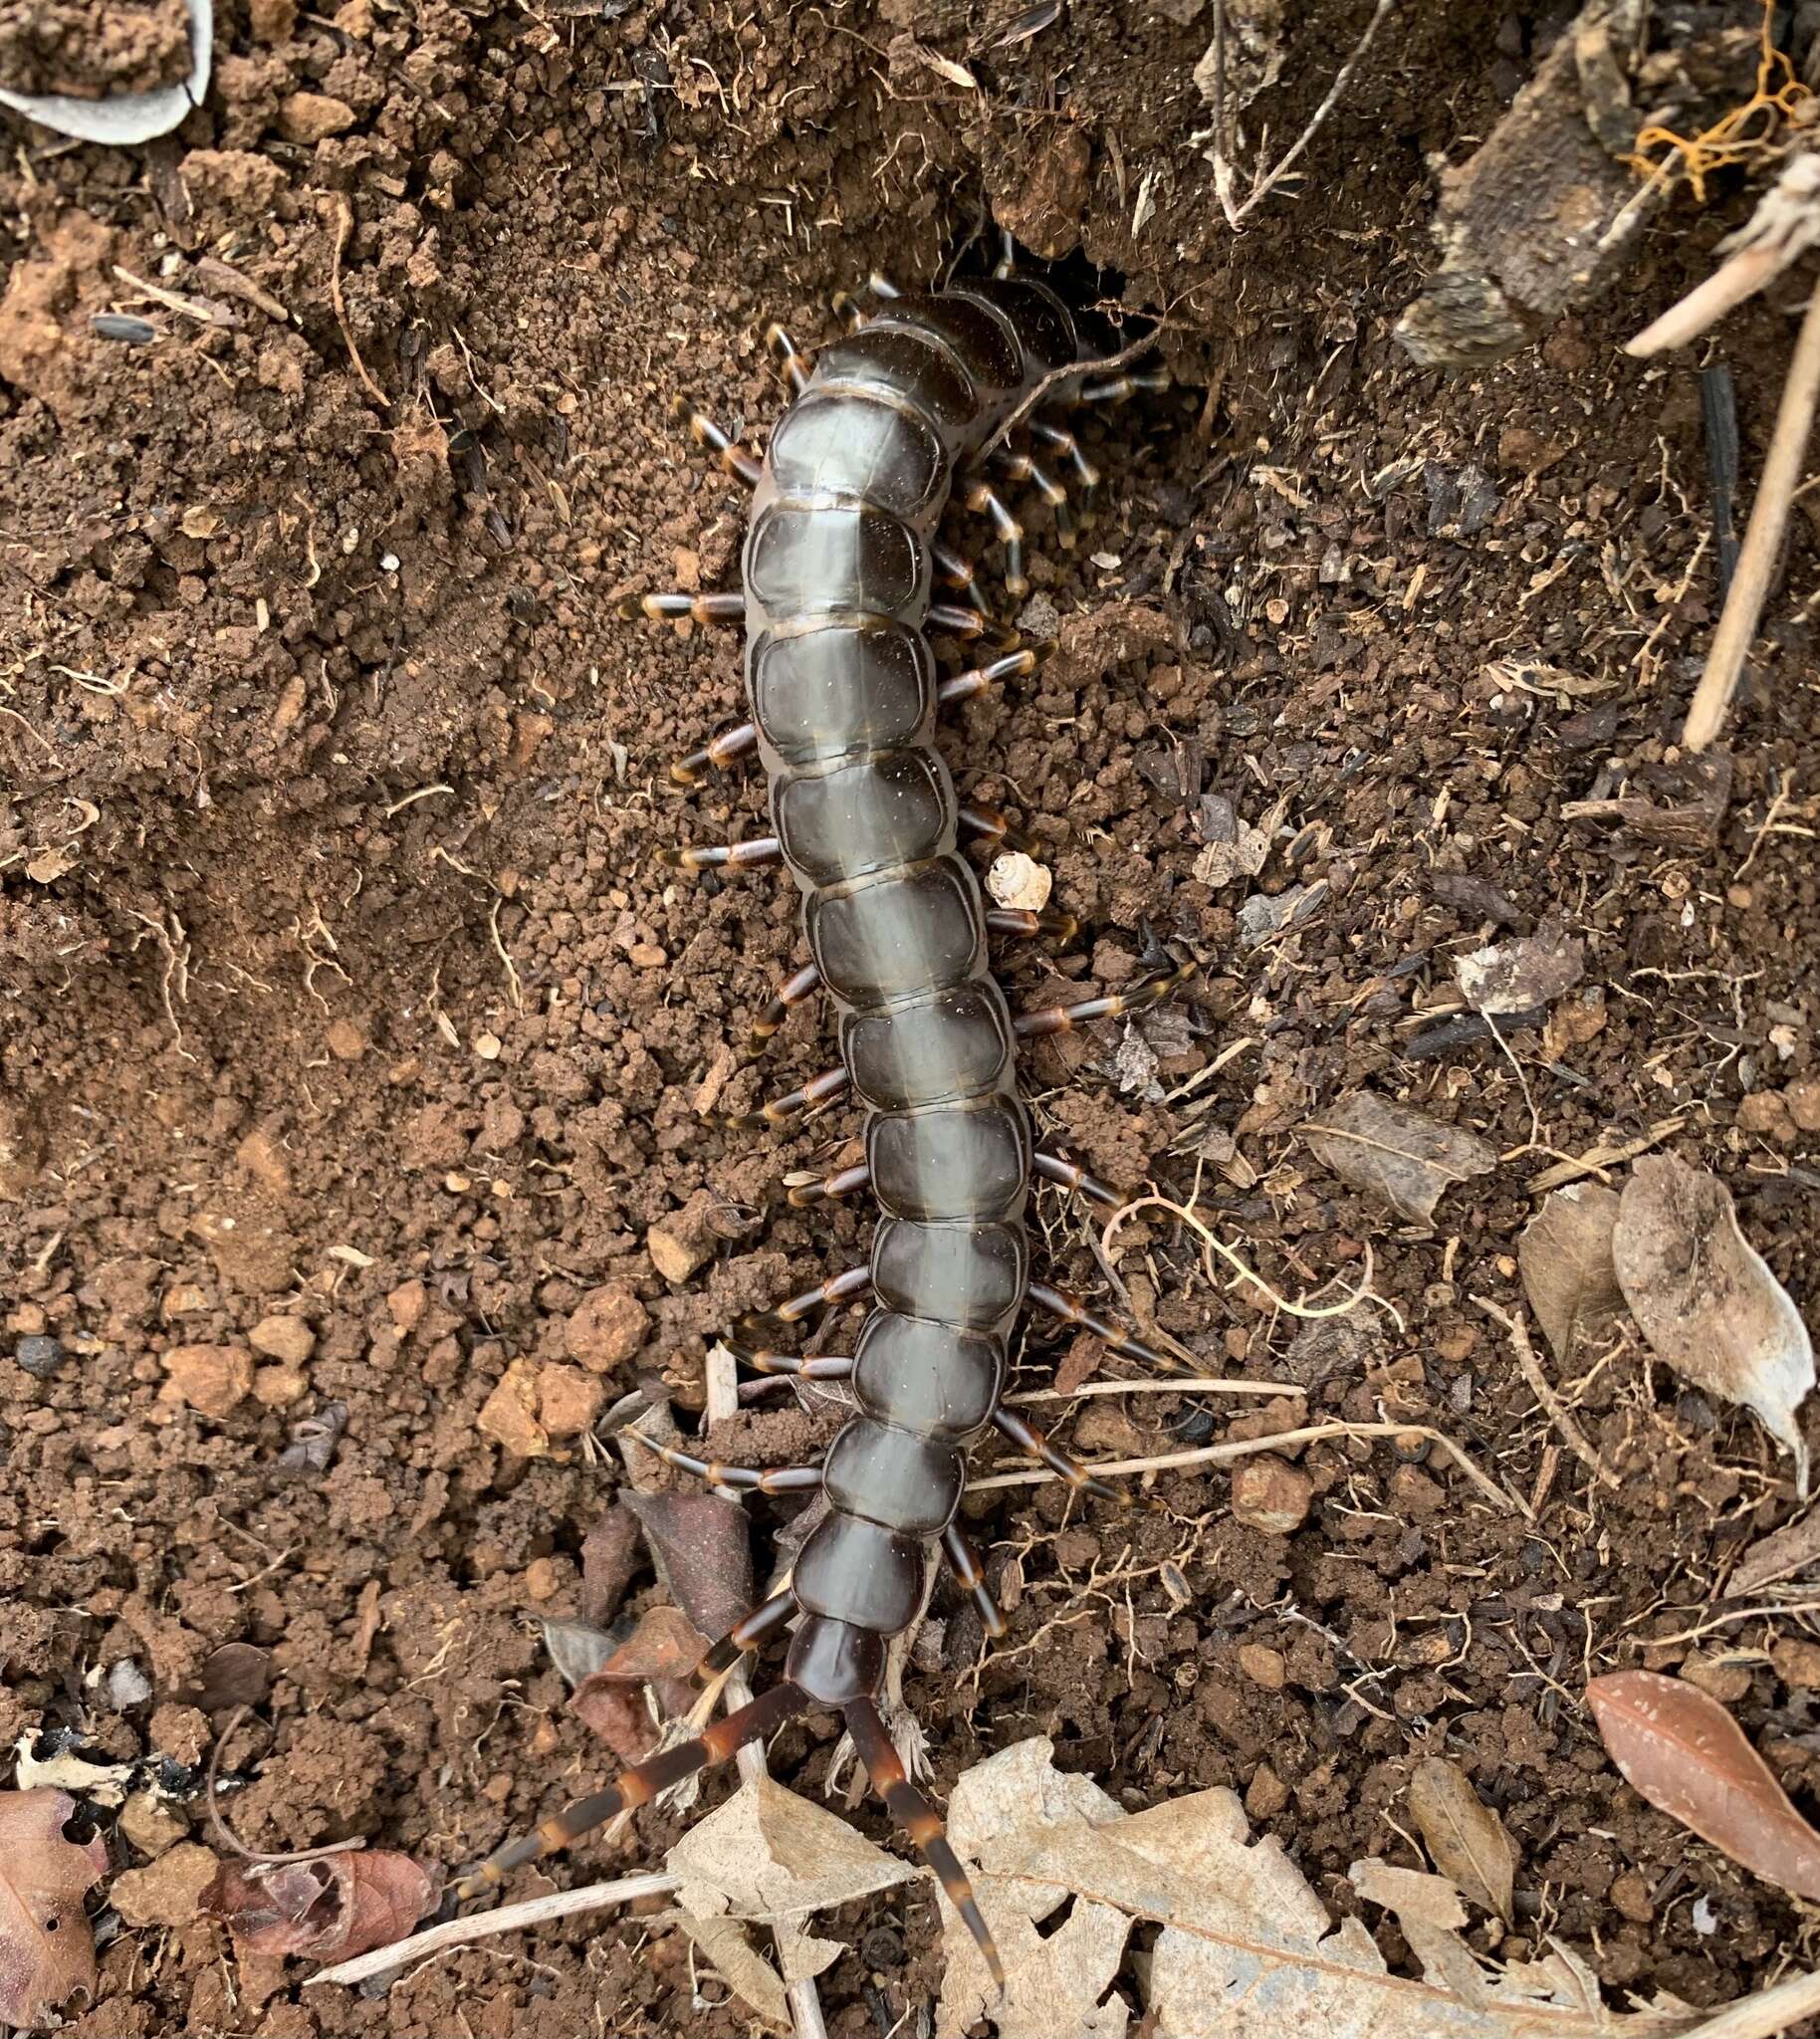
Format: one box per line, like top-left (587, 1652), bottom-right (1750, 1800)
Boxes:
top-left (1587, 1671), bottom-right (1820, 1902)
top-left (1407, 1757), bottom-right (1517, 1925)
top-left (1729, 1506), bottom-right (1820, 1598)
top-left (1457, 922), bottom-right (1584, 1018)
top-left (621, 1487), bottom-right (754, 1640)
top-left (1301, 1091), bottom-right (1496, 1226)
top-left (0, 1788), bottom-right (108, 2028)
top-left (1518, 1185), bottom-right (1623, 1365)
top-left (1612, 1155), bottom-right (1814, 1494)
top-left (666, 1773), bottom-right (914, 2028)
top-left (934, 1738), bottom-right (1685, 2039)
top-left (200, 1850), bottom-right (439, 1960)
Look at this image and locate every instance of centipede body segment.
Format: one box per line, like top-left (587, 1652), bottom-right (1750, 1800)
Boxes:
top-left (456, 260), bottom-right (1189, 1990)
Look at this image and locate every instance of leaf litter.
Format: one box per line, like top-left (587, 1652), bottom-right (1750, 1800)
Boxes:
top-left (1611, 1155), bottom-right (1814, 1494)
top-left (1587, 1672), bottom-right (1820, 1904)
top-left (200, 1850), bottom-right (440, 1961)
top-left (1407, 1757), bottom-right (1518, 1926)
top-left (1518, 1185), bottom-right (1625, 1366)
top-left (0, 1788), bottom-right (109, 2029)
top-left (1301, 1091), bottom-right (1497, 1226)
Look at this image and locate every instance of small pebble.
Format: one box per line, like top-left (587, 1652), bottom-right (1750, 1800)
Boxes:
top-left (160, 1343), bottom-right (254, 1418)
top-left (1230, 1458), bottom-right (1313, 1534)
top-left (248, 1315), bottom-right (315, 1364)
top-left (1238, 1643), bottom-right (1287, 1691)
top-left (15, 1333), bottom-right (65, 1378)
top-left (110, 1842), bottom-right (219, 1928)
top-left (566, 1283), bottom-right (649, 1371)
top-left (106, 1659), bottom-right (153, 1709)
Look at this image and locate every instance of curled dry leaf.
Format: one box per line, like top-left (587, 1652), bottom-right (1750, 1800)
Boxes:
top-left (1587, 1671), bottom-right (1820, 1902)
top-left (0, 1788), bottom-right (109, 2029)
top-left (1518, 1185), bottom-right (1623, 1365)
top-left (621, 1487), bottom-right (754, 1642)
top-left (1407, 1757), bottom-right (1517, 1925)
top-left (201, 1850), bottom-right (439, 1961)
top-left (1612, 1155), bottom-right (1814, 1494)
top-left (1301, 1091), bottom-right (1497, 1226)
top-left (1729, 1505), bottom-right (1820, 1598)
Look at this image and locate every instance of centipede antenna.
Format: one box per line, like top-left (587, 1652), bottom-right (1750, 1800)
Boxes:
top-left (622, 1429), bottom-right (825, 1494)
top-left (453, 1681), bottom-right (808, 1901)
top-left (845, 1697), bottom-right (1003, 1993)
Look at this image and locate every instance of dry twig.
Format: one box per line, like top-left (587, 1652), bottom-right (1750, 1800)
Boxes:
top-left (1473, 1297), bottom-right (1619, 1491)
top-left (329, 195), bottom-right (388, 408)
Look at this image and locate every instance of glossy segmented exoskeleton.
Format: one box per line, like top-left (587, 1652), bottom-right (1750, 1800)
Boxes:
top-left (455, 266), bottom-right (1184, 1987)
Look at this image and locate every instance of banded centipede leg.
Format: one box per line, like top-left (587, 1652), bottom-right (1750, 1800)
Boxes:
top-left (671, 720), bottom-right (757, 789)
top-left (986, 904), bottom-right (1077, 942)
top-left (989, 443), bottom-right (1076, 550)
top-left (844, 1696), bottom-right (1004, 1993)
top-left (1032, 1149), bottom-right (1120, 1210)
top-left (965, 804), bottom-right (1038, 854)
top-left (1075, 366), bottom-right (1171, 408)
top-left (737, 1262), bottom-right (871, 1345)
top-left (746, 961), bottom-right (821, 1058)
top-left (716, 1062), bottom-right (849, 1132)
top-left (764, 322), bottom-right (812, 395)
top-left (658, 834), bottom-right (781, 874)
top-left (1027, 1278), bottom-right (1180, 1373)
top-left (941, 1521), bottom-right (1006, 1639)
top-left (684, 1588), bottom-right (799, 1722)
top-left (991, 1403), bottom-right (1127, 1505)
top-left (726, 1339), bottom-right (854, 1381)
top-left (787, 1160), bottom-right (870, 1210)
top-left (926, 600), bottom-right (994, 641)
top-left (622, 1429), bottom-right (824, 1494)
top-left (671, 394), bottom-right (762, 489)
top-left (631, 591), bottom-right (746, 627)
top-left (1013, 959), bottom-right (1198, 1039)
top-left (963, 481), bottom-right (1028, 599)
top-left (1029, 418), bottom-right (1100, 495)
top-left (453, 1681), bottom-right (807, 1900)
top-left (932, 541), bottom-right (989, 615)
top-left (936, 646), bottom-right (1037, 716)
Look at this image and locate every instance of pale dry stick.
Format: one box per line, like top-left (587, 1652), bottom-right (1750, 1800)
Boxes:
top-left (1008, 1376), bottom-right (1302, 1406)
top-left (1473, 1296), bottom-right (1620, 1491)
top-left (1682, 273), bottom-right (1820, 751)
top-left (1207, 0), bottom-right (1397, 230)
top-left (307, 1871), bottom-right (682, 1988)
top-left (968, 1418), bottom-right (1523, 1515)
top-left (329, 194), bottom-right (388, 408)
top-left (1680, 1966), bottom-right (1820, 2039)
top-left (980, 323), bottom-right (1165, 463)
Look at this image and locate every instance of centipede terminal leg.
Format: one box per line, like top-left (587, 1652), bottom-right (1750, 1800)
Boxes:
top-left (453, 1682), bottom-right (808, 1899)
top-left (623, 1429), bottom-right (825, 1494)
top-left (716, 1063), bottom-right (850, 1132)
top-left (671, 394), bottom-right (762, 489)
top-left (941, 1521), bottom-right (1006, 1638)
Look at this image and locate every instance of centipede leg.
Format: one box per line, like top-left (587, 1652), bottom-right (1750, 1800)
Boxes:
top-left (622, 1429), bottom-right (824, 1494)
top-left (985, 905), bottom-right (1077, 943)
top-left (941, 1521), bottom-right (1006, 1639)
top-left (1013, 959), bottom-right (1198, 1039)
top-left (1027, 1278), bottom-right (1180, 1373)
top-left (632, 591), bottom-right (747, 627)
top-left (737, 1263), bottom-right (872, 1345)
top-left (937, 647), bottom-right (1037, 715)
top-left (764, 323), bottom-right (812, 395)
top-left (1074, 367), bottom-right (1172, 408)
top-left (926, 601), bottom-right (996, 642)
top-left (989, 444), bottom-right (1076, 550)
top-left (992, 227), bottom-right (1017, 280)
top-left (726, 1339), bottom-right (854, 1381)
top-left (991, 1403), bottom-right (1127, 1505)
top-left (746, 961), bottom-right (822, 1058)
top-left (453, 1681), bottom-right (808, 1900)
top-left (787, 1160), bottom-right (870, 1210)
top-left (671, 394), bottom-right (762, 489)
top-left (932, 541), bottom-right (989, 615)
top-left (1032, 1149), bottom-right (1120, 1209)
top-left (963, 483), bottom-right (1027, 599)
top-left (717, 1063), bottom-right (850, 1132)
top-left (658, 834), bottom-right (782, 874)
top-left (965, 805), bottom-right (1039, 855)
top-left (844, 1696), bottom-right (1004, 1993)
top-left (688, 1586), bottom-right (799, 1699)
top-left (671, 720), bottom-right (757, 789)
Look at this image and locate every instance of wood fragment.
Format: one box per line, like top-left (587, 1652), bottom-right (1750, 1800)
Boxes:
top-left (1682, 274), bottom-right (1820, 752)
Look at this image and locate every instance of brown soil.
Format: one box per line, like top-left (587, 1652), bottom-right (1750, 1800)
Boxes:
top-left (0, 0), bottom-right (193, 101)
top-left (4, 3), bottom-right (1820, 2034)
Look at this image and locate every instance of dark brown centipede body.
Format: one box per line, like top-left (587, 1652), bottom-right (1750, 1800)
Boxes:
top-left (456, 269), bottom-right (1183, 1989)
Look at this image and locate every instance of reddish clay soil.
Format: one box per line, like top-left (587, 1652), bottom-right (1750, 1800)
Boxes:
top-left (4, 2), bottom-right (1820, 2034)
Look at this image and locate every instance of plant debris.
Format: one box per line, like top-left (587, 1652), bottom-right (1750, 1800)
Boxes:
top-left (1518, 1185), bottom-right (1624, 1365)
top-left (0, 1789), bottom-right (109, 2028)
top-left (1587, 1672), bottom-right (1820, 1904)
top-left (1300, 1091), bottom-right (1497, 1226)
top-left (620, 1487), bottom-right (755, 1642)
top-left (1456, 920), bottom-right (1584, 1018)
top-left (200, 1851), bottom-right (440, 1961)
top-left (1612, 1156), bottom-right (1814, 1494)
top-left (1406, 1756), bottom-right (1518, 1926)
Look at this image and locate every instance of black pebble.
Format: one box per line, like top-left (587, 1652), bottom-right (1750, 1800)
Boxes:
top-left (15, 1334), bottom-right (64, 1379)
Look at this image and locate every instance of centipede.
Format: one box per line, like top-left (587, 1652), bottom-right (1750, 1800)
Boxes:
top-left (454, 248), bottom-right (1187, 1989)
